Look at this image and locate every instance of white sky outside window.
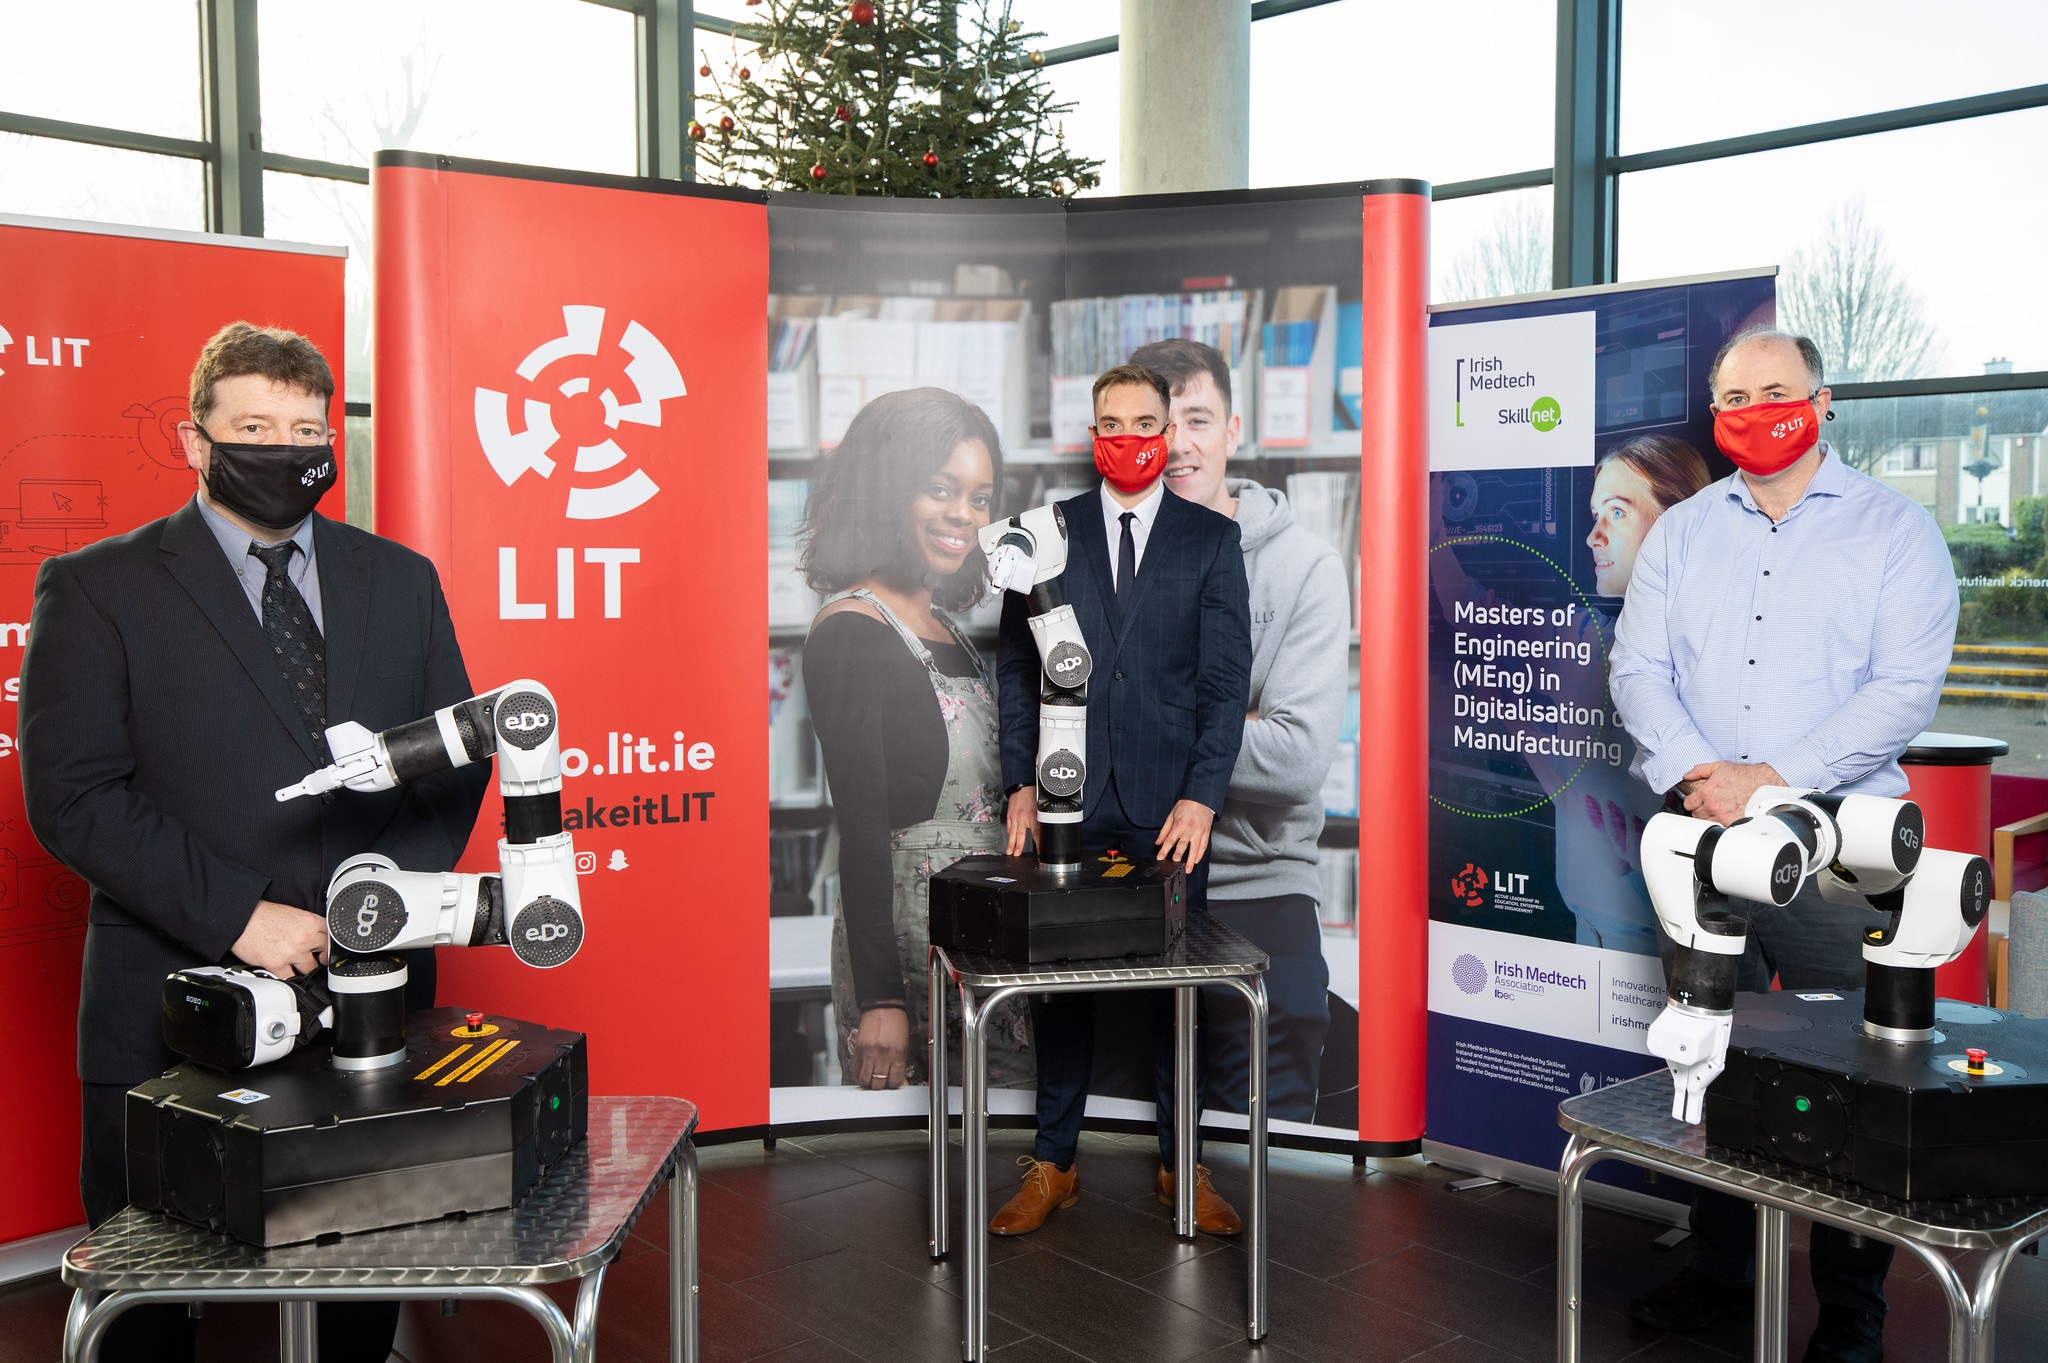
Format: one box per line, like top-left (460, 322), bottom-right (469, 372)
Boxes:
top-left (0, 135), bottom-right (205, 232)
top-left (0, 1), bottom-right (203, 139)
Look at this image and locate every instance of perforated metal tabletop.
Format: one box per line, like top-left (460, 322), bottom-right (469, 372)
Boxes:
top-left (932, 911), bottom-right (1268, 989)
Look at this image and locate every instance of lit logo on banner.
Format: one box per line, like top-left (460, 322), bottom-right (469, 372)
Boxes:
top-left (473, 304), bottom-right (683, 520)
top-left (0, 325), bottom-right (92, 379)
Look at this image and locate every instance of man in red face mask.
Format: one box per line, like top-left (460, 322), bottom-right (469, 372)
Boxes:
top-left (991, 364), bottom-right (1253, 1237)
top-left (1610, 328), bottom-right (1959, 1363)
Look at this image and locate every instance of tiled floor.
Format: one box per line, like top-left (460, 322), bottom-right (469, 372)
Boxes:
top-left (8, 1127), bottom-right (2048, 1363)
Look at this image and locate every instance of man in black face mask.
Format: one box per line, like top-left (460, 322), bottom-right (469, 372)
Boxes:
top-left (18, 322), bottom-right (488, 1363)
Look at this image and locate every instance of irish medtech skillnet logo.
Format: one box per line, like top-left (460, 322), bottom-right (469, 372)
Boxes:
top-left (1452, 953), bottom-right (1488, 996)
top-left (475, 304), bottom-right (685, 520)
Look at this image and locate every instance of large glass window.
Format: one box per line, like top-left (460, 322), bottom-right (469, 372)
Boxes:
top-left (1251, 1), bottom-right (1553, 190)
top-left (263, 172), bottom-right (371, 401)
top-left (0, 135), bottom-right (205, 231)
top-left (0, 1), bottom-right (203, 139)
top-left (1431, 187), bottom-right (1553, 305)
top-left (258, 0), bottom-right (637, 175)
top-left (1832, 387), bottom-right (2048, 777)
top-left (1618, 107), bottom-right (2048, 378)
top-left (1621, 0), bottom-right (2048, 154)
top-left (1040, 48), bottom-right (1117, 195)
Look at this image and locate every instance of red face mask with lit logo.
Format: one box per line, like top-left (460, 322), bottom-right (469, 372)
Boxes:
top-left (1092, 432), bottom-right (1168, 493)
top-left (1713, 399), bottom-right (1820, 476)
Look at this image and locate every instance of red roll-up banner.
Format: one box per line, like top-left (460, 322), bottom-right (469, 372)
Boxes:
top-left (0, 215), bottom-right (345, 1245)
top-left (371, 156), bottom-right (771, 1131)
top-left (1357, 184), bottom-right (1431, 1148)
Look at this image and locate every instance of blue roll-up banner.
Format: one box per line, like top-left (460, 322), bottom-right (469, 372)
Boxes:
top-left (1423, 271), bottom-right (1776, 1183)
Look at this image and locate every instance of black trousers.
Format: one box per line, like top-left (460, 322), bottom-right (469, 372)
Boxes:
top-left (1203, 893), bottom-right (1330, 1123)
top-left (84, 1085), bottom-right (403, 1363)
top-left (1029, 795), bottom-right (1211, 1169)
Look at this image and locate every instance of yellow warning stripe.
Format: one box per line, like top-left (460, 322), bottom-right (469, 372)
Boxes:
top-left (1101, 863), bottom-right (1134, 878)
top-left (440, 1038), bottom-right (518, 1086)
top-left (415, 1044), bottom-right (473, 1082)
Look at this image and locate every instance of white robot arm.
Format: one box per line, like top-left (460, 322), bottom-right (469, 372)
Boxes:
top-left (1642, 787), bottom-right (1987, 1122)
top-left (980, 505), bottom-right (1089, 870)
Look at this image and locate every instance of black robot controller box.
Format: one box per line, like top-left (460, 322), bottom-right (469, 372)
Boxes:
top-left (126, 1007), bottom-right (587, 1246)
top-left (929, 852), bottom-right (1186, 963)
top-left (1703, 989), bottom-right (2048, 1201)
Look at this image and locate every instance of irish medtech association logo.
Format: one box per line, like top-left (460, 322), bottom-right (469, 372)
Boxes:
top-left (1452, 953), bottom-right (1488, 996)
top-left (1449, 862), bottom-right (1488, 908)
top-left (474, 304), bottom-right (685, 520)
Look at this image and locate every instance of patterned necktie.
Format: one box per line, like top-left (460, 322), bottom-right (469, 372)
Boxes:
top-left (1117, 511), bottom-right (1137, 617)
top-left (249, 541), bottom-right (326, 745)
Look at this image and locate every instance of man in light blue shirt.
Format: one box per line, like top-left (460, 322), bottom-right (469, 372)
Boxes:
top-left (1612, 328), bottom-right (1956, 1363)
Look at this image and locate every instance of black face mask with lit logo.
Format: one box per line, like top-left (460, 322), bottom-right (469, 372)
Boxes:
top-left (199, 432), bottom-right (338, 533)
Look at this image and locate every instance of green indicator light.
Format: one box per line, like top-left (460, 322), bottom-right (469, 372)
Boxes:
top-left (1795, 1097), bottom-right (1811, 1113)
top-left (550, 1095), bottom-right (561, 1111)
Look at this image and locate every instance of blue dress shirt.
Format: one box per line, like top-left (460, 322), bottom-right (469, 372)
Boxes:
top-left (1609, 445), bottom-right (1957, 798)
top-left (195, 492), bottom-right (324, 633)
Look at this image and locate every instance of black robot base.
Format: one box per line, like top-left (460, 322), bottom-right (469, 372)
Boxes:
top-left (929, 852), bottom-right (1186, 963)
top-left (126, 1007), bottom-right (587, 1247)
top-left (1702, 989), bottom-right (2048, 1201)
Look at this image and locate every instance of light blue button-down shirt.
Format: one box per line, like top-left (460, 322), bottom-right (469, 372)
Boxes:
top-left (1610, 444), bottom-right (1957, 797)
top-left (195, 493), bottom-right (324, 633)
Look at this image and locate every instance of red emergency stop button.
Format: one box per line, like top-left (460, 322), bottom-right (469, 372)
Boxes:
top-left (1966, 1048), bottom-right (1989, 1073)
top-left (466, 1011), bottom-right (486, 1034)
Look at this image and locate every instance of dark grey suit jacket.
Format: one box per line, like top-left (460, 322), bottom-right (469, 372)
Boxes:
top-left (19, 499), bottom-right (488, 1084)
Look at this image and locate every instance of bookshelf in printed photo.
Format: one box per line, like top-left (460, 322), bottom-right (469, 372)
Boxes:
top-left (1048, 289), bottom-right (1265, 453)
top-left (806, 295), bottom-right (1033, 456)
top-left (1259, 285), bottom-right (1362, 456)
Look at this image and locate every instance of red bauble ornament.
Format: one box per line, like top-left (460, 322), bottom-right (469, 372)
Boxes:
top-left (851, 1), bottom-right (876, 24)
top-left (718, 114), bottom-right (734, 132)
top-left (738, 66), bottom-right (750, 79)
top-left (687, 121), bottom-right (706, 141)
top-left (810, 162), bottom-right (828, 182)
top-left (922, 150), bottom-right (939, 168)
top-left (835, 104), bottom-right (852, 122)
top-left (698, 64), bottom-right (711, 77)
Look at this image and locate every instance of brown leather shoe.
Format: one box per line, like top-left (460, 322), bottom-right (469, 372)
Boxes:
top-left (1157, 1164), bottom-right (1243, 1236)
top-left (989, 1156), bottom-right (1079, 1235)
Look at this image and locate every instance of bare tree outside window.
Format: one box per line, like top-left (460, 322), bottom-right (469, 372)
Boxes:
top-left (1780, 200), bottom-right (1941, 385)
top-left (1441, 196), bottom-right (1552, 304)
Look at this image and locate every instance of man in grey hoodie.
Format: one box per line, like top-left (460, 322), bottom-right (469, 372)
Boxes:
top-left (1130, 338), bottom-right (1350, 1121)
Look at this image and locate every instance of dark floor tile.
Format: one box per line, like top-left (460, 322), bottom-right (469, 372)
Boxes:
top-left (774, 1173), bottom-right (1041, 1285)
top-left (1135, 1244), bottom-right (1454, 1363)
top-left (196, 1302), bottom-right (287, 1363)
top-left (593, 1248), bottom-right (817, 1363)
top-left (983, 1247), bottom-right (1237, 1363)
top-left (1335, 1244), bottom-right (1653, 1363)
top-left (734, 1246), bottom-right (1026, 1363)
top-left (1181, 1341), bottom-right (1315, 1362)
top-left (394, 1297), bottom-right (555, 1363)
top-left (1611, 1337), bottom-right (1741, 1363)
top-left (1991, 1246), bottom-right (2048, 1320)
top-left (0, 1273), bottom-right (75, 1363)
top-left (1399, 1337), bottom-right (1526, 1363)
top-left (637, 1181), bottom-right (844, 1285)
top-left (698, 1146), bottom-right (871, 1208)
top-left (986, 1334), bottom-right (1093, 1361)
top-left (748, 1337), bottom-right (866, 1363)
top-left (1483, 1184), bottom-right (1676, 1254)
top-left (1006, 1187), bottom-right (1226, 1283)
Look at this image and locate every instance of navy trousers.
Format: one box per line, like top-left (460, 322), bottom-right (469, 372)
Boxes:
top-left (1029, 794), bottom-right (1211, 1169)
top-left (1658, 880), bottom-right (1894, 1317)
top-left (1204, 893), bottom-right (1331, 1123)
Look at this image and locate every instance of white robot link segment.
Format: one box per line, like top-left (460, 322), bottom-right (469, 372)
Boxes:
top-left (981, 504), bottom-right (1089, 870)
top-left (1642, 786), bottom-right (1987, 1123)
top-left (166, 681), bottom-right (583, 1073)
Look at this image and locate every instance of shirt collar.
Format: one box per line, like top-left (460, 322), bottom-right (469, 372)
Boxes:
top-left (1101, 478), bottom-right (1167, 527)
top-left (1722, 441), bottom-right (1845, 515)
top-left (195, 491), bottom-right (317, 569)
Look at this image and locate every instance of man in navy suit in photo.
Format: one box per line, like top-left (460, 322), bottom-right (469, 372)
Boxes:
top-left (990, 364), bottom-right (1252, 1236)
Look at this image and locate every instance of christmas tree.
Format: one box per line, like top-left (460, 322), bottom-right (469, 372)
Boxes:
top-left (691, 0), bottom-right (1102, 198)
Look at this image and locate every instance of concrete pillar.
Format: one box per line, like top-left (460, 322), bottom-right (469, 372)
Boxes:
top-left (1119, 0), bottom-right (1250, 194)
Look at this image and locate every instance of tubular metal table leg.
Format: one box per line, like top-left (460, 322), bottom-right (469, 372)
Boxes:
top-left (1555, 1133), bottom-right (1601, 1363)
top-left (1244, 974), bottom-right (1269, 1341)
top-left (929, 946), bottom-right (949, 1261)
top-left (1173, 984), bottom-right (1197, 1238)
top-left (279, 1300), bottom-right (318, 1363)
top-left (1899, 1237), bottom-right (1976, 1363)
top-left (571, 1263), bottom-right (607, 1363)
top-left (961, 982), bottom-right (989, 1363)
top-left (672, 1143), bottom-right (699, 1363)
top-left (1754, 1205), bottom-right (1790, 1363)
top-left (62, 1289), bottom-right (98, 1363)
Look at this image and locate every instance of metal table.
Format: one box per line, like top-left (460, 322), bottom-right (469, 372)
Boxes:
top-left (61, 1095), bottom-right (699, 1363)
top-left (1557, 1075), bottom-right (2048, 1363)
top-left (927, 915), bottom-right (1270, 1362)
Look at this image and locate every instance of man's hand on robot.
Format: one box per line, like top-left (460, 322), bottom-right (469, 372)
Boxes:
top-left (275, 722), bottom-right (390, 802)
top-left (984, 543), bottom-right (1038, 596)
top-left (1645, 1007), bottom-right (1732, 1124)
